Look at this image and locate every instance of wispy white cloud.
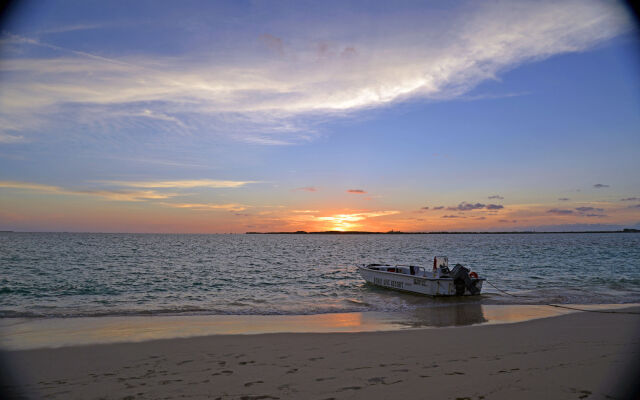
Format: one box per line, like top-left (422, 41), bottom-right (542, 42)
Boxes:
top-left (0, 178), bottom-right (255, 201)
top-left (101, 179), bottom-right (256, 189)
top-left (0, 0), bottom-right (630, 144)
top-left (294, 186), bottom-right (318, 192)
top-left (162, 202), bottom-right (248, 212)
top-left (126, 109), bottom-right (187, 128)
top-left (0, 133), bottom-right (26, 143)
top-left (0, 181), bottom-right (175, 201)
top-left (37, 23), bottom-right (106, 35)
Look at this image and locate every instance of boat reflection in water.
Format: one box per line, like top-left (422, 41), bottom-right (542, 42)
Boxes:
top-left (399, 303), bottom-right (487, 328)
top-left (397, 303), bottom-right (580, 329)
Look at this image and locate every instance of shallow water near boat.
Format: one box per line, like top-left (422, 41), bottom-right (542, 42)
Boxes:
top-left (4, 304), bottom-right (637, 350)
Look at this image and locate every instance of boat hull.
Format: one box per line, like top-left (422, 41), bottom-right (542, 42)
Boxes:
top-left (358, 265), bottom-right (484, 296)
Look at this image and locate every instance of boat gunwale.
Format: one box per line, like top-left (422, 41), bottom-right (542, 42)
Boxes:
top-left (357, 265), bottom-right (486, 282)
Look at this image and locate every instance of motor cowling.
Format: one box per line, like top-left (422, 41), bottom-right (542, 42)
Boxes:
top-left (451, 264), bottom-right (479, 295)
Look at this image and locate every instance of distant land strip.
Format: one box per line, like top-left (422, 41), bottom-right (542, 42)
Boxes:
top-left (246, 229), bottom-right (640, 235)
top-left (1, 230), bottom-right (638, 234)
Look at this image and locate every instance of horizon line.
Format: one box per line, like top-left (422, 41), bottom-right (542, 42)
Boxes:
top-left (1, 229), bottom-right (639, 235)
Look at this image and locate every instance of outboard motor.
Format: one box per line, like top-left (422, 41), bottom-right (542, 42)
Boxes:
top-left (451, 264), bottom-right (479, 295)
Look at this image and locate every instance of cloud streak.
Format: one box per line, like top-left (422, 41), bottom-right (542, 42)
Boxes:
top-left (0, 178), bottom-right (255, 202)
top-left (0, 0), bottom-right (630, 143)
top-left (447, 202), bottom-right (504, 211)
top-left (0, 181), bottom-right (175, 201)
top-left (547, 208), bottom-right (574, 215)
top-left (162, 203), bottom-right (248, 212)
top-left (102, 179), bottom-right (255, 189)
top-left (0, 133), bottom-right (26, 143)
top-left (575, 207), bottom-right (604, 213)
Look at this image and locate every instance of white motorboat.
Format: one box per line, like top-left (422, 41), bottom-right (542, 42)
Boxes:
top-left (358, 256), bottom-right (484, 296)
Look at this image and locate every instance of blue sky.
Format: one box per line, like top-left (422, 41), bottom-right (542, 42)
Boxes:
top-left (0, 0), bottom-right (639, 232)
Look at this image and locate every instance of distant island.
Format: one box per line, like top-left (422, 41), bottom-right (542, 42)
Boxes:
top-left (247, 229), bottom-right (640, 234)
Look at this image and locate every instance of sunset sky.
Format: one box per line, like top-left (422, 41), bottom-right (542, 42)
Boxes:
top-left (1, 0), bottom-right (639, 233)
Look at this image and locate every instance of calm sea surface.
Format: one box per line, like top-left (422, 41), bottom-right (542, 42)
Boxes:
top-left (1, 232), bottom-right (639, 318)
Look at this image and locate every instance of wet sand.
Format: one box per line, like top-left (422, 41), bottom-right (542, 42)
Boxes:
top-left (2, 305), bottom-right (639, 399)
top-left (0, 304), bottom-right (589, 351)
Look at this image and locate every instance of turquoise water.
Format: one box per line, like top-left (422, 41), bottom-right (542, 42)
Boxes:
top-left (1, 232), bottom-right (639, 318)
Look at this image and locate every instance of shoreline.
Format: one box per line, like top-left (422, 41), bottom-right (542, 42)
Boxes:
top-left (3, 305), bottom-right (639, 399)
top-left (1, 304), bottom-right (637, 351)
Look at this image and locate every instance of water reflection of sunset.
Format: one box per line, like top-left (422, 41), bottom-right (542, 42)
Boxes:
top-left (315, 312), bottom-right (362, 328)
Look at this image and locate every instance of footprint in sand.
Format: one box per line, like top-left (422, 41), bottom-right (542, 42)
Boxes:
top-left (212, 370), bottom-right (234, 376)
top-left (338, 386), bottom-right (362, 392)
top-left (346, 366), bottom-right (371, 371)
top-left (285, 368), bottom-right (298, 374)
top-left (315, 377), bottom-right (336, 382)
top-left (570, 388), bottom-right (592, 399)
top-left (367, 377), bottom-right (403, 386)
top-left (159, 379), bottom-right (183, 385)
top-left (244, 380), bottom-right (264, 387)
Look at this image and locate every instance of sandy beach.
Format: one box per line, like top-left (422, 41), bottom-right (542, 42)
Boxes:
top-left (2, 306), bottom-right (639, 400)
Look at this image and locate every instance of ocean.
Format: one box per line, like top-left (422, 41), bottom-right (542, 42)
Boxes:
top-left (1, 232), bottom-right (639, 319)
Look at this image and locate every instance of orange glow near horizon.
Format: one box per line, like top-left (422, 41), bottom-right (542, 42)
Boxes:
top-left (316, 215), bottom-right (364, 231)
top-left (1, 185), bottom-right (639, 233)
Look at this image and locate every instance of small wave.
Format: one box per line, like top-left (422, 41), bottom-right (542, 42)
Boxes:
top-left (0, 287), bottom-right (15, 294)
top-left (227, 301), bottom-right (249, 307)
top-left (343, 298), bottom-right (371, 307)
